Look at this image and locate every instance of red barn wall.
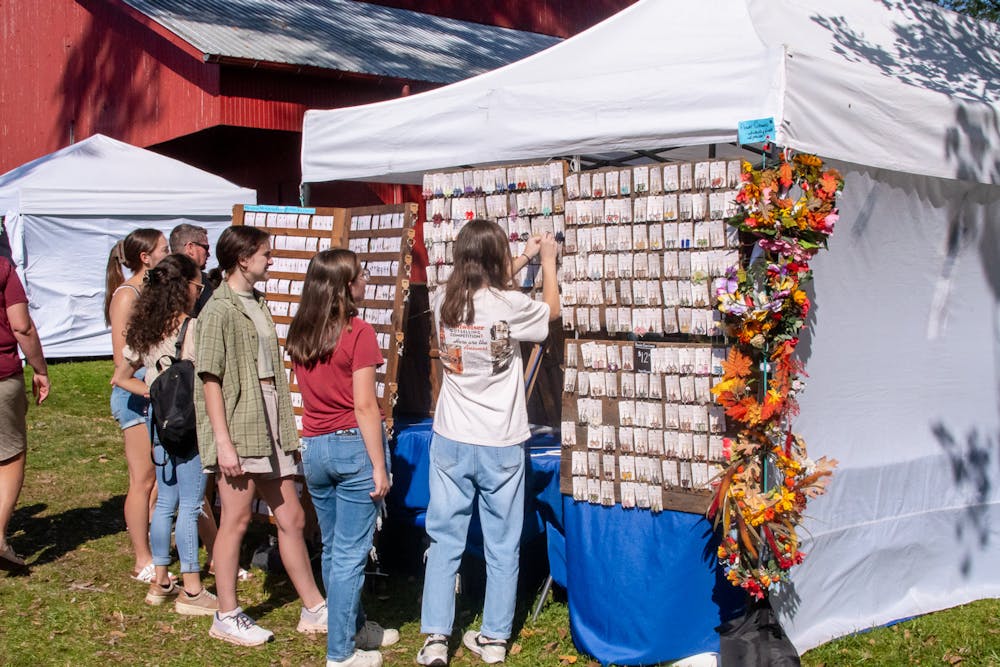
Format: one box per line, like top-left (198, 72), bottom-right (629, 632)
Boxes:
top-left (0, 0), bottom-right (221, 173)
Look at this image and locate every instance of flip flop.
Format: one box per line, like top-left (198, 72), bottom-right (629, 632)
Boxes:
top-left (0, 544), bottom-right (27, 571)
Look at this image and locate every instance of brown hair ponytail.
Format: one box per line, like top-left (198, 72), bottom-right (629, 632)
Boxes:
top-left (103, 228), bottom-right (164, 324)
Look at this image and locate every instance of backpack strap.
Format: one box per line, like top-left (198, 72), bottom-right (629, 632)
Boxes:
top-left (154, 318), bottom-right (191, 374)
top-left (174, 317), bottom-right (191, 360)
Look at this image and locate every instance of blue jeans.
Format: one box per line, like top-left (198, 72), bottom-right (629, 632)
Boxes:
top-left (420, 433), bottom-right (526, 640)
top-left (150, 436), bottom-right (207, 574)
top-left (301, 429), bottom-right (388, 662)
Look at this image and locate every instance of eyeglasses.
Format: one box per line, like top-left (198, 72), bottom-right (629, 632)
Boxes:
top-left (188, 280), bottom-right (205, 295)
top-left (189, 241), bottom-right (211, 253)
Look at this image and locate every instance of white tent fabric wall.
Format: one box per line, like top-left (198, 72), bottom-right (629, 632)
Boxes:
top-left (0, 135), bottom-right (256, 357)
top-left (297, 0), bottom-right (1000, 654)
top-left (777, 163), bottom-right (1000, 650)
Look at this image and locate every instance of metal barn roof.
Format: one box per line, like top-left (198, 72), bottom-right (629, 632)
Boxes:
top-left (121, 0), bottom-right (561, 83)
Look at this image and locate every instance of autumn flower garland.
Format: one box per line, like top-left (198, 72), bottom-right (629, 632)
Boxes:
top-left (708, 154), bottom-right (839, 599)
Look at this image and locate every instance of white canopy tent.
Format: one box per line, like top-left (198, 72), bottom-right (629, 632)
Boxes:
top-left (0, 134), bottom-right (256, 357)
top-left (300, 0), bottom-right (1000, 655)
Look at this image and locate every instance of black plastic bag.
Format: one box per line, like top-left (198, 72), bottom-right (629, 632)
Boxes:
top-left (718, 598), bottom-right (800, 667)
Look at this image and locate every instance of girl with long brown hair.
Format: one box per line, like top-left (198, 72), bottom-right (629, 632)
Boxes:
top-left (416, 220), bottom-right (560, 666)
top-left (112, 254), bottom-right (217, 615)
top-left (287, 249), bottom-right (397, 667)
top-left (104, 228), bottom-right (169, 582)
top-left (195, 226), bottom-right (325, 646)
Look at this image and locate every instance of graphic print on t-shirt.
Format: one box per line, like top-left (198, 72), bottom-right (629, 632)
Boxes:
top-left (439, 320), bottom-right (513, 377)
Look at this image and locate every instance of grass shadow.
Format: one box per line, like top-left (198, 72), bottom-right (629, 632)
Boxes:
top-left (8, 496), bottom-right (127, 570)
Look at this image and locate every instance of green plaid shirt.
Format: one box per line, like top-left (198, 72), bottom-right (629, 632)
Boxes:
top-left (194, 281), bottom-right (298, 466)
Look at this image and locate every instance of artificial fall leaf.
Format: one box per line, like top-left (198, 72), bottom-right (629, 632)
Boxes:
top-left (759, 390), bottom-right (784, 422)
top-left (722, 349), bottom-right (753, 379)
top-left (819, 171), bottom-right (840, 197)
top-left (779, 162), bottom-right (793, 188)
top-left (725, 400), bottom-right (749, 422)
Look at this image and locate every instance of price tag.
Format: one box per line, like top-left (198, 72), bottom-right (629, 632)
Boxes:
top-left (635, 343), bottom-right (654, 374)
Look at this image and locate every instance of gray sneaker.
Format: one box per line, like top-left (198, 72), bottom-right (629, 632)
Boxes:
top-left (209, 607), bottom-right (274, 646)
top-left (416, 633), bottom-right (449, 666)
top-left (298, 603), bottom-right (328, 634)
top-left (355, 620), bottom-right (400, 649)
top-left (327, 649), bottom-right (383, 667)
top-left (462, 631), bottom-right (506, 664)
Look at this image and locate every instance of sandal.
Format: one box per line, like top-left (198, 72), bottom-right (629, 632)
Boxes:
top-left (0, 543), bottom-right (27, 571)
top-left (131, 562), bottom-right (176, 584)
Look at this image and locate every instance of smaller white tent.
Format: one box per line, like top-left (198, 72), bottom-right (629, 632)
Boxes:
top-left (0, 134), bottom-right (256, 357)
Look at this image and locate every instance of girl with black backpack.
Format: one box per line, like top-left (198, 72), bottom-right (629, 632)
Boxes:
top-left (112, 253), bottom-right (218, 615)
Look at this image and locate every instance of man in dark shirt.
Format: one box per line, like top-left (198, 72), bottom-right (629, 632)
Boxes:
top-left (169, 224), bottom-right (215, 315)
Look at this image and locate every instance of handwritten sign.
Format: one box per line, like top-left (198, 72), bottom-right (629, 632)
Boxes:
top-left (737, 117), bottom-right (775, 145)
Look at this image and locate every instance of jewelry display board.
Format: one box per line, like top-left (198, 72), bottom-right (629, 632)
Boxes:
top-left (560, 339), bottom-right (729, 514)
top-left (233, 202), bottom-right (417, 432)
top-left (560, 161), bottom-right (743, 337)
top-left (422, 161), bottom-right (568, 294)
top-left (558, 159), bottom-right (745, 513)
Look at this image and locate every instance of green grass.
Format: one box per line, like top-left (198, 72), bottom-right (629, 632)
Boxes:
top-left (2, 361), bottom-right (998, 666)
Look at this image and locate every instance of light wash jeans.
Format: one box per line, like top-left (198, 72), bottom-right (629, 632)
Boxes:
top-left (301, 429), bottom-right (388, 662)
top-left (150, 437), bottom-right (206, 574)
top-left (420, 433), bottom-right (526, 640)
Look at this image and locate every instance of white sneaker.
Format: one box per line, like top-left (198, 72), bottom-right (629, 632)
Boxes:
top-left (462, 631), bottom-right (506, 664)
top-left (209, 607), bottom-right (274, 646)
top-left (416, 633), bottom-right (449, 666)
top-left (298, 602), bottom-right (328, 634)
top-left (327, 649), bottom-right (383, 667)
top-left (355, 620), bottom-right (400, 649)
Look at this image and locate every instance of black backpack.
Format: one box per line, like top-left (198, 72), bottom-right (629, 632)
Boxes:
top-left (149, 318), bottom-right (198, 462)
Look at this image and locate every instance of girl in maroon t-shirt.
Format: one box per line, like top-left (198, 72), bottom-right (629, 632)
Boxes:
top-left (286, 249), bottom-right (397, 667)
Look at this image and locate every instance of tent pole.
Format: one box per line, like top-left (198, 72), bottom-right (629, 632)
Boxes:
top-left (300, 182), bottom-right (311, 207)
top-left (709, 144), bottom-right (717, 159)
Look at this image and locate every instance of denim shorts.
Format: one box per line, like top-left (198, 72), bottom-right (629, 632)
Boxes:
top-left (110, 367), bottom-right (149, 430)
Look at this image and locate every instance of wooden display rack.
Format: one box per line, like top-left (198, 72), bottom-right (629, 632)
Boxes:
top-left (233, 202), bottom-right (417, 433)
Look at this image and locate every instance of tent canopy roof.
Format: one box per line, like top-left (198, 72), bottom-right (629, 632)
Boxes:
top-left (301, 0), bottom-right (1000, 185)
top-left (0, 134), bottom-right (256, 215)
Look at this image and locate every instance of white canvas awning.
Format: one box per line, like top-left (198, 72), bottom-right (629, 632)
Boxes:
top-left (301, 0), bottom-right (1000, 186)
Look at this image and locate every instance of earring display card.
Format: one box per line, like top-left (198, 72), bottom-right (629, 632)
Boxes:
top-left (234, 202), bottom-right (417, 433)
top-left (558, 160), bottom-right (741, 346)
top-left (560, 338), bottom-right (729, 514)
top-left (422, 160), bottom-right (568, 297)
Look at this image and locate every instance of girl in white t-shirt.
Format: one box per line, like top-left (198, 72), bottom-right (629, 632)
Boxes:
top-left (417, 220), bottom-right (560, 667)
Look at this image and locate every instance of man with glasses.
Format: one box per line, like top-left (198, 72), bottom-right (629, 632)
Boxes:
top-left (170, 224), bottom-right (214, 315)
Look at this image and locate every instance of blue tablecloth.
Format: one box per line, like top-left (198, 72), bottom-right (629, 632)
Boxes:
top-left (564, 500), bottom-right (744, 665)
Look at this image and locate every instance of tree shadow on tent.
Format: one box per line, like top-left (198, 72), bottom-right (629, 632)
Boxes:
top-left (931, 423), bottom-right (998, 577)
top-left (808, 2), bottom-right (998, 102)
top-left (7, 496), bottom-right (128, 571)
